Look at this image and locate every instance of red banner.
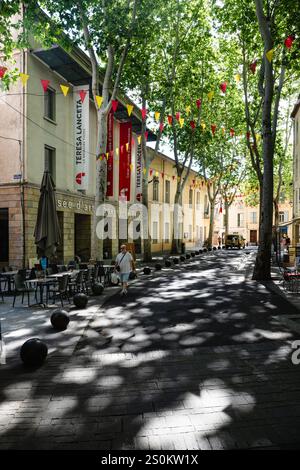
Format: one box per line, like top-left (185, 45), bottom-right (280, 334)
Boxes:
top-left (106, 109), bottom-right (114, 197)
top-left (119, 122), bottom-right (132, 201)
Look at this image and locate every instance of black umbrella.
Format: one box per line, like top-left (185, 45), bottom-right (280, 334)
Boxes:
top-left (34, 171), bottom-right (61, 258)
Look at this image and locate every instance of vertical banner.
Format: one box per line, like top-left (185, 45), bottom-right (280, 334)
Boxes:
top-left (74, 85), bottom-right (89, 190)
top-left (106, 109), bottom-right (114, 197)
top-left (136, 142), bottom-right (143, 201)
top-left (119, 122), bottom-right (132, 201)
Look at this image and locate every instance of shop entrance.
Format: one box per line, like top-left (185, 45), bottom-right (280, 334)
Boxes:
top-left (56, 211), bottom-right (64, 263)
top-left (250, 230), bottom-right (257, 244)
top-left (75, 214), bottom-right (91, 262)
top-left (0, 208), bottom-right (9, 266)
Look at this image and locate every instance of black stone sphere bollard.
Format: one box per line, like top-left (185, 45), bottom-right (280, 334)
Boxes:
top-left (143, 267), bottom-right (151, 275)
top-left (73, 293), bottom-right (88, 309)
top-left (51, 310), bottom-right (70, 331)
top-left (186, 254), bottom-right (191, 259)
top-left (173, 258), bottom-right (179, 265)
top-left (213, 247), bottom-right (217, 251)
top-left (191, 252), bottom-right (196, 257)
top-left (165, 260), bottom-right (172, 267)
top-left (208, 248), bottom-right (212, 252)
top-left (218, 246), bottom-right (221, 250)
top-left (155, 263), bottom-right (162, 270)
top-left (199, 249), bottom-right (203, 254)
top-left (180, 255), bottom-right (186, 261)
top-left (92, 282), bottom-right (104, 295)
top-left (203, 248), bottom-right (207, 253)
top-left (20, 338), bottom-right (48, 367)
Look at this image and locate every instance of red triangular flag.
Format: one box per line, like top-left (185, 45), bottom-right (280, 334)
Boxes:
top-left (175, 112), bottom-right (180, 121)
top-left (284, 35), bottom-right (294, 49)
top-left (112, 100), bottom-right (118, 112)
top-left (159, 122), bottom-right (165, 132)
top-left (230, 128), bottom-right (235, 137)
top-left (192, 179), bottom-right (195, 185)
top-left (168, 115), bottom-right (173, 125)
top-left (220, 82), bottom-right (227, 93)
top-left (41, 79), bottom-right (50, 92)
top-left (211, 124), bottom-right (217, 135)
top-left (0, 66), bottom-right (7, 79)
top-left (79, 90), bottom-right (87, 103)
top-left (131, 137), bottom-right (135, 146)
top-left (150, 169), bottom-right (153, 176)
top-left (219, 207), bottom-right (223, 214)
top-left (196, 99), bottom-right (202, 109)
top-left (172, 175), bottom-right (175, 180)
top-left (161, 172), bottom-right (164, 178)
top-left (121, 145), bottom-right (124, 153)
top-left (246, 131), bottom-right (251, 141)
top-left (190, 120), bottom-right (196, 130)
top-left (141, 108), bottom-right (147, 120)
top-left (250, 61), bottom-right (257, 74)
top-left (144, 131), bottom-right (149, 141)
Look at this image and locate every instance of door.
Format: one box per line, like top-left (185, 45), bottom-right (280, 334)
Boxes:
top-left (250, 230), bottom-right (257, 244)
top-left (0, 208), bottom-right (9, 263)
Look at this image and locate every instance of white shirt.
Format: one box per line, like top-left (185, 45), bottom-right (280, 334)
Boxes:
top-left (116, 251), bottom-right (133, 274)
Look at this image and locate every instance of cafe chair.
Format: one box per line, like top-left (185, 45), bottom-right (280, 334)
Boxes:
top-left (12, 274), bottom-right (36, 307)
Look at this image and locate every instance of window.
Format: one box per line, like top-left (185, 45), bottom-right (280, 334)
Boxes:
top-left (44, 87), bottom-right (56, 121)
top-left (44, 146), bottom-right (56, 183)
top-left (204, 195), bottom-right (209, 216)
top-left (196, 192), bottom-right (200, 210)
top-left (153, 177), bottom-right (159, 201)
top-left (189, 189), bottom-right (193, 208)
top-left (152, 221), bottom-right (158, 244)
top-left (249, 212), bottom-right (257, 224)
top-left (164, 222), bottom-right (170, 242)
top-left (165, 180), bottom-right (170, 203)
top-left (279, 211), bottom-right (289, 223)
top-left (237, 213), bottom-right (244, 227)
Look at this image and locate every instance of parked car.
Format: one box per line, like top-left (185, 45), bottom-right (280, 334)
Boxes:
top-left (225, 234), bottom-right (246, 249)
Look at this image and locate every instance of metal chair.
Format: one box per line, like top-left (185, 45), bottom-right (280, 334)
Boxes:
top-left (68, 270), bottom-right (84, 295)
top-left (12, 274), bottom-right (36, 307)
top-left (47, 274), bottom-right (70, 307)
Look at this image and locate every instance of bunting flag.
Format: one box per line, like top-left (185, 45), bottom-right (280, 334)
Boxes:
top-left (116, 148), bottom-right (119, 156)
top-left (144, 131), bottom-right (149, 141)
top-left (159, 122), bottom-right (165, 133)
top-left (221, 126), bottom-right (225, 135)
top-left (186, 105), bottom-right (191, 114)
top-left (150, 169), bottom-right (153, 176)
top-left (20, 73), bottom-right (29, 86)
top-left (190, 120), bottom-right (196, 130)
top-left (161, 172), bottom-right (164, 178)
top-left (235, 73), bottom-right (241, 82)
top-left (60, 85), bottom-right (69, 97)
top-left (79, 89), bottom-right (87, 103)
top-left (168, 115), bottom-right (173, 125)
top-left (41, 79), bottom-right (50, 92)
top-left (220, 82), bottom-right (227, 93)
top-left (179, 117), bottom-right (185, 128)
top-left (143, 168), bottom-right (147, 175)
top-left (172, 175), bottom-right (176, 180)
top-left (121, 145), bottom-right (124, 153)
top-left (230, 128), bottom-right (235, 137)
top-left (201, 121), bottom-right (206, 130)
top-left (255, 133), bottom-right (261, 142)
top-left (219, 207), bottom-right (223, 214)
top-left (211, 124), bottom-right (217, 135)
top-left (266, 49), bottom-right (274, 62)
top-left (155, 171), bottom-right (159, 177)
top-left (126, 143), bottom-right (129, 151)
top-left (250, 61), bottom-right (257, 74)
top-left (175, 112), bottom-right (180, 121)
top-left (207, 91), bottom-right (214, 101)
top-left (196, 99), bottom-right (202, 109)
top-left (155, 111), bottom-right (160, 122)
top-left (112, 100), bottom-right (118, 112)
top-left (106, 153), bottom-right (109, 160)
top-left (138, 135), bottom-right (142, 144)
top-left (131, 137), bottom-right (135, 146)
top-left (130, 163), bottom-right (133, 171)
top-left (246, 131), bottom-right (251, 141)
top-left (0, 66), bottom-right (7, 79)
top-left (96, 95), bottom-right (103, 108)
top-left (126, 104), bottom-right (134, 116)
top-left (141, 108), bottom-right (147, 120)
top-left (285, 35), bottom-right (294, 49)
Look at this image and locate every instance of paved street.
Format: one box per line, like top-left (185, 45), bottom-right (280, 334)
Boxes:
top-left (1, 249), bottom-right (300, 450)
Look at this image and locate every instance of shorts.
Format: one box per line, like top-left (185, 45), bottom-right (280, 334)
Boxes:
top-left (119, 272), bottom-right (130, 282)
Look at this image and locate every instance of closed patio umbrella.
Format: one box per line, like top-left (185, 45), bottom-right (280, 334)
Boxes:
top-left (34, 171), bottom-right (61, 259)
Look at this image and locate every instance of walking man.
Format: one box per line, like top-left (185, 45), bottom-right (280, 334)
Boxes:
top-left (115, 244), bottom-right (135, 296)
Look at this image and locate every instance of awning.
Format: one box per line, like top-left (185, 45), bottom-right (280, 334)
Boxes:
top-left (32, 45), bottom-right (156, 141)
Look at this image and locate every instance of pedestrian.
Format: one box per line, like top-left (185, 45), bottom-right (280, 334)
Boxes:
top-left (286, 236), bottom-right (291, 252)
top-left (115, 244), bottom-right (135, 296)
top-left (218, 236), bottom-right (222, 246)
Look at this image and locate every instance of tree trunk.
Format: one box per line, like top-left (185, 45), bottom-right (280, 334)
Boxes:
top-left (171, 186), bottom-right (182, 254)
top-left (208, 203), bottom-right (214, 248)
top-left (224, 198), bottom-right (229, 238)
top-left (91, 110), bottom-right (108, 261)
top-left (142, 162), bottom-right (152, 262)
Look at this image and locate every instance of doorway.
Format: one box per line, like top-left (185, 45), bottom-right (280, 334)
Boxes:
top-left (0, 208), bottom-right (9, 265)
top-left (56, 211), bottom-right (64, 263)
top-left (250, 230), bottom-right (257, 244)
top-left (75, 214), bottom-right (91, 262)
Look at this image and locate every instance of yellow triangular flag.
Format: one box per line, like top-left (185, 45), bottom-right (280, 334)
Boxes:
top-left (179, 118), bottom-right (184, 128)
top-left (126, 143), bottom-right (129, 151)
top-left (20, 73), bottom-right (29, 87)
top-left (255, 133), bottom-right (261, 142)
top-left (138, 136), bottom-right (142, 145)
top-left (130, 163), bottom-right (133, 171)
top-left (96, 95), bottom-right (103, 108)
top-left (155, 111), bottom-right (160, 122)
top-left (207, 91), bottom-right (214, 101)
top-left (155, 171), bottom-right (159, 177)
top-left (116, 148), bottom-right (119, 156)
top-left (143, 168), bottom-right (147, 175)
top-left (127, 104), bottom-right (134, 116)
top-left (106, 153), bottom-right (109, 160)
top-left (266, 49), bottom-right (274, 62)
top-left (185, 106), bottom-right (191, 114)
top-left (234, 74), bottom-right (241, 82)
top-left (201, 121), bottom-right (206, 130)
top-left (60, 84), bottom-right (69, 97)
